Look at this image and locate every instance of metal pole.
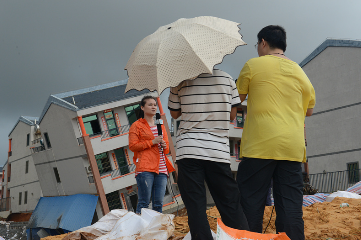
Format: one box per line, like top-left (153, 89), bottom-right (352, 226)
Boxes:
top-left (78, 116), bottom-right (110, 215)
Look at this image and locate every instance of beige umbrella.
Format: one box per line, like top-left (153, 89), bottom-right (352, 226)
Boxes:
top-left (124, 16), bottom-right (246, 94)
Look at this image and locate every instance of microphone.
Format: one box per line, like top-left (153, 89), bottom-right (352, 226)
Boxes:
top-left (155, 113), bottom-right (163, 136)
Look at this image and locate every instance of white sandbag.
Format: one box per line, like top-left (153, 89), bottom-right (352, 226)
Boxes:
top-left (75, 209), bottom-right (129, 236)
top-left (138, 211), bottom-right (175, 239)
top-left (325, 190), bottom-right (361, 202)
top-left (74, 208), bottom-right (174, 240)
top-left (96, 211), bottom-right (148, 240)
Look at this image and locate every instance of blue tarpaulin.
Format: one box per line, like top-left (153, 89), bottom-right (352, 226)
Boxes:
top-left (27, 194), bottom-right (98, 232)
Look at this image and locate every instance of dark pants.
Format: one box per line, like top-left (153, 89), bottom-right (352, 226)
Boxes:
top-left (237, 157), bottom-right (304, 240)
top-left (178, 158), bottom-right (249, 240)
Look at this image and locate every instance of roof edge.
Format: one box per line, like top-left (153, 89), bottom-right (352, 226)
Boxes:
top-left (300, 39), bottom-right (361, 68)
top-left (8, 116), bottom-right (38, 137)
top-left (54, 79), bottom-right (128, 99)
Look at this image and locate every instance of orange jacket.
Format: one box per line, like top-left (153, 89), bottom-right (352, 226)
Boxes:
top-left (128, 118), bottom-right (175, 174)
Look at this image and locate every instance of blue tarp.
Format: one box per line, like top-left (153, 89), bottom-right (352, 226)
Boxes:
top-left (27, 194), bottom-right (98, 232)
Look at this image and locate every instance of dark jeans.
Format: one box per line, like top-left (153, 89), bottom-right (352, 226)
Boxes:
top-left (178, 158), bottom-right (249, 240)
top-left (237, 157), bottom-right (304, 240)
top-left (136, 172), bottom-right (168, 214)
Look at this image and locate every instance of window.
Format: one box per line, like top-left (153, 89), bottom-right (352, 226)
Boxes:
top-left (95, 153), bottom-right (112, 175)
top-left (236, 110), bottom-right (244, 128)
top-left (44, 132), bottom-right (52, 149)
top-left (104, 110), bottom-right (119, 137)
top-left (25, 160), bottom-right (29, 174)
top-left (24, 191), bottom-right (28, 204)
top-left (8, 164), bottom-right (11, 182)
top-left (347, 162), bottom-right (360, 184)
top-left (125, 104), bottom-right (141, 125)
top-left (114, 148), bottom-right (129, 175)
top-left (106, 191), bottom-right (122, 211)
top-left (26, 134), bottom-right (30, 146)
top-left (19, 192), bottom-right (22, 205)
top-left (83, 115), bottom-right (102, 136)
top-left (53, 167), bottom-right (61, 183)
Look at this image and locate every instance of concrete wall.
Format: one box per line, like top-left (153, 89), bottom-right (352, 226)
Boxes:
top-left (303, 47), bottom-right (361, 174)
top-left (7, 121), bottom-right (42, 213)
top-left (34, 104), bottom-right (97, 196)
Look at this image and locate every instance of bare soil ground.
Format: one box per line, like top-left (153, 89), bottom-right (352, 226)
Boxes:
top-left (42, 197), bottom-right (361, 240)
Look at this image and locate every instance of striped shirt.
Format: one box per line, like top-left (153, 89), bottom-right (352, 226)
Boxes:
top-left (168, 69), bottom-right (241, 163)
top-left (135, 126), bottom-right (168, 176)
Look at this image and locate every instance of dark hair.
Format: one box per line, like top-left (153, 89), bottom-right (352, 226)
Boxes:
top-left (257, 25), bottom-right (287, 52)
top-left (138, 96), bottom-right (157, 119)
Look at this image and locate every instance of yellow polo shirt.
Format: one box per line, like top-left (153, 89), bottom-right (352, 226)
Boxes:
top-left (237, 55), bottom-right (315, 162)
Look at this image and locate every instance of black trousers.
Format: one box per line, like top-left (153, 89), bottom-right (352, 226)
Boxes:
top-left (237, 157), bottom-right (304, 240)
top-left (177, 158), bottom-right (249, 240)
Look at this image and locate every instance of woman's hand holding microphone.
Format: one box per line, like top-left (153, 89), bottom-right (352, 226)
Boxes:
top-left (152, 136), bottom-right (167, 149)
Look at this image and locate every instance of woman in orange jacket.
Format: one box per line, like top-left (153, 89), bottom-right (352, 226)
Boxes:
top-left (129, 96), bottom-right (175, 213)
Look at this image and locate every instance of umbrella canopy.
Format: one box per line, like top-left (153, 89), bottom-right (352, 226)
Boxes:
top-left (125, 16), bottom-right (246, 94)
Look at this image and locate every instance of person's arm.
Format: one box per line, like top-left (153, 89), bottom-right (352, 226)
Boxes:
top-left (230, 106), bottom-right (237, 121)
top-left (170, 110), bottom-right (182, 119)
top-left (168, 86), bottom-right (182, 119)
top-left (239, 94), bottom-right (247, 103)
top-left (306, 108), bottom-right (313, 116)
top-left (128, 124), bottom-right (154, 152)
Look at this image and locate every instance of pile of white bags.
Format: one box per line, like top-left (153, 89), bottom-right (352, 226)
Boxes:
top-left (72, 209), bottom-right (174, 240)
top-left (325, 190), bottom-right (361, 202)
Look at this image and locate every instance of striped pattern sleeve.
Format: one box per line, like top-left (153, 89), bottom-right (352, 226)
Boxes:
top-left (168, 86), bottom-right (181, 111)
top-left (230, 79), bottom-right (241, 107)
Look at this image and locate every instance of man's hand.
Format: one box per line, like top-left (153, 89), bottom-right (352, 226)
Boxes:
top-left (306, 108), bottom-right (313, 116)
top-left (239, 94), bottom-right (247, 103)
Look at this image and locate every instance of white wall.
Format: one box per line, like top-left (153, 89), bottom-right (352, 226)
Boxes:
top-left (7, 121), bottom-right (42, 213)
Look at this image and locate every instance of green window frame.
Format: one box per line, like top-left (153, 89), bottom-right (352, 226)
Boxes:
top-left (106, 191), bottom-right (123, 211)
top-left (125, 104), bottom-right (141, 125)
top-left (104, 111), bottom-right (119, 137)
top-left (95, 153), bottom-right (112, 175)
top-left (83, 115), bottom-right (102, 136)
top-left (236, 110), bottom-right (244, 128)
top-left (114, 148), bottom-right (130, 175)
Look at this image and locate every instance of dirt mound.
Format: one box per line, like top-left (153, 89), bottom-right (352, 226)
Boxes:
top-left (41, 198), bottom-right (361, 239)
top-left (172, 197), bottom-right (361, 239)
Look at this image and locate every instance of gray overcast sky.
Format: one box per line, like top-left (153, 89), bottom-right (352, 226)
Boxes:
top-left (1, 0), bottom-right (360, 166)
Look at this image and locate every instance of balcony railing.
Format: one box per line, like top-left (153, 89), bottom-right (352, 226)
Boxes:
top-left (31, 138), bottom-right (43, 145)
top-left (101, 124), bottom-right (130, 140)
top-left (308, 169), bottom-right (361, 193)
top-left (111, 164), bottom-right (136, 179)
top-left (0, 197), bottom-right (11, 212)
top-left (31, 145), bottom-right (45, 153)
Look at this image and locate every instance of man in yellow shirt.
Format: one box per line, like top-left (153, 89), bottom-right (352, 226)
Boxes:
top-left (236, 25), bottom-right (315, 239)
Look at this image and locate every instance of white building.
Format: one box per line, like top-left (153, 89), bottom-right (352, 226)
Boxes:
top-left (300, 39), bottom-right (361, 176)
top-left (1, 116), bottom-right (43, 216)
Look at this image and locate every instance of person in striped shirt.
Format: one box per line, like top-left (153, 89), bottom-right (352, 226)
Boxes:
top-left (168, 69), bottom-right (249, 239)
top-left (129, 96), bottom-right (175, 214)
